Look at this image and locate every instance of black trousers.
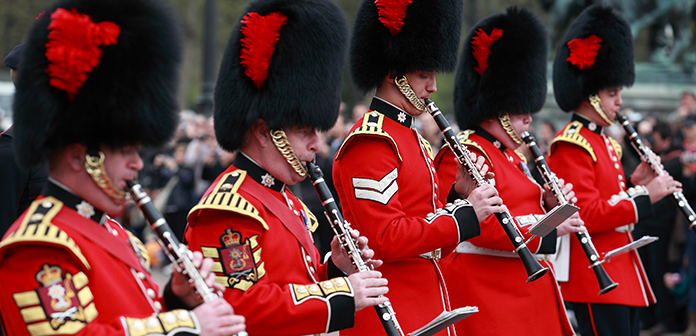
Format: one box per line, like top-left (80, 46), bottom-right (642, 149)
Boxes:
top-left (569, 302), bottom-right (640, 336)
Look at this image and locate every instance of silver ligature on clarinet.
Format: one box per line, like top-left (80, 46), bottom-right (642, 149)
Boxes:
top-left (617, 114), bottom-right (696, 236)
top-left (424, 99), bottom-right (549, 282)
top-left (305, 162), bottom-right (405, 336)
top-left (521, 131), bottom-right (619, 295)
top-left (126, 180), bottom-right (248, 336)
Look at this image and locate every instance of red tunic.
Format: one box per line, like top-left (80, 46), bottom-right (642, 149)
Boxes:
top-left (333, 98), bottom-right (480, 336)
top-left (0, 181), bottom-right (201, 336)
top-left (185, 154), bottom-right (355, 336)
top-left (434, 129), bottom-right (574, 336)
top-left (546, 114), bottom-right (655, 306)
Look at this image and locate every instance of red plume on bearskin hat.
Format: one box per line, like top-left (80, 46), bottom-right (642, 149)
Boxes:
top-left (12, 0), bottom-right (181, 167)
top-left (350, 0), bottom-right (463, 94)
top-left (553, 4), bottom-right (634, 112)
top-left (213, 0), bottom-right (349, 153)
top-left (454, 7), bottom-right (548, 130)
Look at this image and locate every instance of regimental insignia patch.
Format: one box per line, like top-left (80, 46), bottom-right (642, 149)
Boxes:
top-left (202, 230), bottom-right (266, 291)
top-left (13, 264), bottom-right (97, 335)
top-left (35, 264), bottom-right (87, 330)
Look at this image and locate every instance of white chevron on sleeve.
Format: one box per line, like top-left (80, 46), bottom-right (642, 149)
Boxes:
top-left (352, 168), bottom-right (399, 204)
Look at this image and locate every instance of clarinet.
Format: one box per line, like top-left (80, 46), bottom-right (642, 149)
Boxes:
top-left (424, 99), bottom-right (549, 283)
top-left (521, 132), bottom-right (619, 295)
top-left (305, 162), bottom-right (404, 336)
top-left (617, 114), bottom-right (696, 236)
top-left (126, 181), bottom-right (248, 336)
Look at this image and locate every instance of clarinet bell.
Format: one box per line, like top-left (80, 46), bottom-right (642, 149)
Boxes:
top-left (518, 247), bottom-right (549, 282)
top-left (593, 265), bottom-right (619, 295)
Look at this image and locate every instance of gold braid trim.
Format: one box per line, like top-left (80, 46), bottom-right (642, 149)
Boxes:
top-left (395, 75), bottom-right (426, 112)
top-left (589, 94), bottom-right (616, 125)
top-left (498, 113), bottom-right (523, 145)
top-left (85, 152), bottom-right (127, 200)
top-left (270, 129), bottom-right (308, 178)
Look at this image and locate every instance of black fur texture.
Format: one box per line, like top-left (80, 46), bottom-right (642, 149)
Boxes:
top-left (13, 0), bottom-right (182, 167)
top-left (213, 0), bottom-right (348, 153)
top-left (350, 0), bottom-right (463, 93)
top-left (454, 7), bottom-right (548, 130)
top-left (553, 4), bottom-right (634, 112)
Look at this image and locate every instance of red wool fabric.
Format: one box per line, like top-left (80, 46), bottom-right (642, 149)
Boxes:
top-left (375, 0), bottom-right (412, 36)
top-left (44, 8), bottom-right (120, 101)
top-left (566, 34), bottom-right (602, 70)
top-left (472, 27), bottom-right (503, 76)
top-left (239, 12), bottom-right (288, 89)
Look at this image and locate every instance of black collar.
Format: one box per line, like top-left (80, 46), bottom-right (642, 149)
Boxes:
top-left (234, 153), bottom-right (286, 192)
top-left (572, 113), bottom-right (603, 135)
top-left (43, 179), bottom-right (105, 223)
top-left (370, 97), bottom-right (415, 128)
top-left (473, 127), bottom-right (507, 154)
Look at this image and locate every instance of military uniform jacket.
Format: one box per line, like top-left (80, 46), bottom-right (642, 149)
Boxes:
top-left (434, 128), bottom-right (574, 336)
top-left (0, 181), bottom-right (202, 336)
top-left (333, 97), bottom-right (480, 335)
top-left (185, 154), bottom-right (355, 336)
top-left (547, 114), bottom-right (655, 306)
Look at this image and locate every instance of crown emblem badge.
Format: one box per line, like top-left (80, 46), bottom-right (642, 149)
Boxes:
top-left (217, 229), bottom-right (264, 291)
top-left (35, 264), bottom-right (87, 329)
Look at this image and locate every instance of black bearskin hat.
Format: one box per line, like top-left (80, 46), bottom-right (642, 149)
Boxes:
top-left (214, 0), bottom-right (348, 153)
top-left (350, 0), bottom-right (463, 93)
top-left (454, 7), bottom-right (548, 130)
top-left (553, 4), bottom-right (634, 112)
top-left (13, 0), bottom-right (181, 167)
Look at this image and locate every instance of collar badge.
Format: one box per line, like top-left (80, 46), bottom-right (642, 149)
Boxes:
top-left (260, 173), bottom-right (276, 188)
top-left (493, 140), bottom-right (502, 148)
top-left (588, 122), bottom-right (597, 131)
top-left (397, 112), bottom-right (407, 123)
top-left (76, 201), bottom-right (95, 219)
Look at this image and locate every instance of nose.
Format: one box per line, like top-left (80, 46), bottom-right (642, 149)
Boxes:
top-left (616, 93), bottom-right (623, 106)
top-left (524, 114), bottom-right (532, 125)
top-left (307, 130), bottom-right (322, 154)
top-left (131, 153), bottom-right (144, 172)
top-left (427, 74), bottom-right (437, 93)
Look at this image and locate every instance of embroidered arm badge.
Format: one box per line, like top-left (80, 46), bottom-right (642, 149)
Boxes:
top-left (200, 230), bottom-right (265, 291)
top-left (352, 168), bottom-right (399, 205)
top-left (13, 265), bottom-right (97, 336)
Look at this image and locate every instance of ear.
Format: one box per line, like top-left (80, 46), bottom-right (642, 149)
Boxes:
top-left (64, 143), bottom-right (88, 172)
top-left (250, 119), bottom-right (271, 148)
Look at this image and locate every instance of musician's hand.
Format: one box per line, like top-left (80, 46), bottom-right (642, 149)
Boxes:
top-left (556, 212), bottom-right (585, 236)
top-left (543, 178), bottom-right (576, 210)
top-left (454, 153), bottom-right (493, 198)
top-left (171, 251), bottom-right (226, 308)
top-left (193, 298), bottom-right (246, 336)
top-left (631, 159), bottom-right (663, 186)
top-left (466, 184), bottom-right (506, 223)
top-left (347, 270), bottom-right (389, 311)
top-left (330, 231), bottom-right (383, 275)
top-left (645, 174), bottom-right (682, 204)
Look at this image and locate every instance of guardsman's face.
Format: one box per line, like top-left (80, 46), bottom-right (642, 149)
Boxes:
top-left (99, 144), bottom-right (143, 212)
top-left (509, 113), bottom-right (533, 136)
top-left (597, 86), bottom-right (623, 124)
top-left (274, 125), bottom-right (322, 185)
top-left (402, 70), bottom-right (437, 117)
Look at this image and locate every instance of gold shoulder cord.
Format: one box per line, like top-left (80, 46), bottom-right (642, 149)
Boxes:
top-left (395, 75), bottom-right (427, 112)
top-left (589, 94), bottom-right (616, 125)
top-left (85, 152), bottom-right (128, 200)
top-left (498, 113), bottom-right (523, 145)
top-left (270, 129), bottom-right (308, 178)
